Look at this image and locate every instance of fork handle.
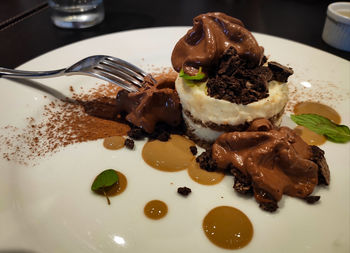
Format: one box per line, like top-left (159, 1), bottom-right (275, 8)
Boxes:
top-left (0, 67), bottom-right (66, 79)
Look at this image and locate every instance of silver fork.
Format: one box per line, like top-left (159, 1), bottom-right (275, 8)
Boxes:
top-left (0, 55), bottom-right (149, 92)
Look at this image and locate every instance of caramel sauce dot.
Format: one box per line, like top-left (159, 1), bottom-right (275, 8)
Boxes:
top-left (142, 135), bottom-right (195, 172)
top-left (294, 126), bottom-right (326, 146)
top-left (188, 160), bottom-right (225, 185)
top-left (103, 136), bottom-right (125, 150)
top-left (105, 171), bottom-right (127, 196)
top-left (294, 101), bottom-right (341, 124)
top-left (144, 200), bottom-right (168, 220)
top-left (293, 101), bottom-right (341, 145)
top-left (203, 206), bottom-right (253, 249)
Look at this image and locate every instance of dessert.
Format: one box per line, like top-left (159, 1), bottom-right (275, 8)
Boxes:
top-left (198, 118), bottom-right (330, 212)
top-left (111, 12), bottom-right (330, 212)
top-left (171, 12), bottom-right (293, 145)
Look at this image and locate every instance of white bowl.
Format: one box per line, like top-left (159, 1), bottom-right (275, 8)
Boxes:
top-left (322, 2), bottom-right (350, 52)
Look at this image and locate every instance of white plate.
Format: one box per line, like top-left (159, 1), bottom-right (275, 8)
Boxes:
top-left (0, 27), bottom-right (349, 253)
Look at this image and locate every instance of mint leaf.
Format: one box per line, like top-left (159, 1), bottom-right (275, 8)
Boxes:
top-left (91, 169), bottom-right (119, 205)
top-left (92, 169), bottom-right (119, 191)
top-left (291, 114), bottom-right (350, 143)
top-left (179, 66), bottom-right (206, 81)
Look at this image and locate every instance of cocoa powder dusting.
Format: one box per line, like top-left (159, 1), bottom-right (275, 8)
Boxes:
top-left (286, 79), bottom-right (350, 112)
top-left (0, 83), bottom-right (130, 165)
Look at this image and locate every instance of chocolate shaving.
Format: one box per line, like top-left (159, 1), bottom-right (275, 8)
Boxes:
top-left (268, 61), bottom-right (294, 82)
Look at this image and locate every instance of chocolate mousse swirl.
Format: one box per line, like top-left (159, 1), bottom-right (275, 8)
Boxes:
top-left (171, 12), bottom-right (264, 75)
top-left (211, 119), bottom-right (329, 212)
top-left (115, 76), bottom-right (182, 133)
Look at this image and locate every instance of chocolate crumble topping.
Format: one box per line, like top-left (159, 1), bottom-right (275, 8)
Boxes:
top-left (189, 146), bottom-right (197, 155)
top-left (177, 187), bottom-right (192, 196)
top-left (196, 148), bottom-right (217, 172)
top-left (206, 47), bottom-right (293, 105)
top-left (206, 47), bottom-right (272, 105)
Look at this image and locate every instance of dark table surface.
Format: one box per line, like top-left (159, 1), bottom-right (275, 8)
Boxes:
top-left (0, 0), bottom-right (349, 69)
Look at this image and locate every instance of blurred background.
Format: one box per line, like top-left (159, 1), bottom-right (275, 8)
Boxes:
top-left (0, 0), bottom-right (349, 68)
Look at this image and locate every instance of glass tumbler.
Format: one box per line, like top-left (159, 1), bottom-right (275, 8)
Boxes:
top-left (49, 0), bottom-right (105, 29)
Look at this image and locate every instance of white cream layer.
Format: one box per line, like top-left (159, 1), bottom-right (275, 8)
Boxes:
top-left (183, 112), bottom-right (224, 143)
top-left (175, 76), bottom-right (288, 126)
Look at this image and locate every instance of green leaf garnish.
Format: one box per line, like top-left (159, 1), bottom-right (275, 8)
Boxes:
top-left (91, 169), bottom-right (119, 205)
top-left (291, 114), bottom-right (350, 143)
top-left (179, 66), bottom-right (206, 81)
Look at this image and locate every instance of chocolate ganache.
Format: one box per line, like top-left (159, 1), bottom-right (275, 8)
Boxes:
top-left (171, 12), bottom-right (264, 75)
top-left (211, 118), bottom-right (329, 211)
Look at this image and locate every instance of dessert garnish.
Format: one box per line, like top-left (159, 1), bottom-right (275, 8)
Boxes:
top-left (203, 206), bottom-right (253, 249)
top-left (206, 47), bottom-right (293, 105)
top-left (103, 136), bottom-right (125, 150)
top-left (179, 66), bottom-right (206, 81)
top-left (177, 186), bottom-right (192, 196)
top-left (91, 169), bottom-right (119, 205)
top-left (291, 114), bottom-right (350, 143)
top-left (188, 159), bottom-right (225, 185)
top-left (124, 138), bottom-right (135, 149)
top-left (144, 200), bottom-right (168, 220)
top-left (142, 135), bottom-right (195, 172)
top-left (189, 145), bottom-right (197, 155)
top-left (201, 118), bottom-right (330, 212)
top-left (115, 75), bottom-right (182, 133)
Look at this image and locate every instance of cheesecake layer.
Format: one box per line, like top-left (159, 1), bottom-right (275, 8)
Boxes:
top-left (175, 76), bottom-right (288, 127)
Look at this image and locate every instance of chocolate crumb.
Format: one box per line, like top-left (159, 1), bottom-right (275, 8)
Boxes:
top-left (124, 138), bottom-right (135, 150)
top-left (189, 146), bottom-right (197, 155)
top-left (310, 145), bottom-right (330, 185)
top-left (229, 164), bottom-right (253, 195)
top-left (259, 201), bottom-right (279, 212)
top-left (196, 149), bottom-right (217, 172)
top-left (156, 131), bottom-right (170, 142)
top-left (127, 128), bottom-right (147, 140)
top-left (304, 195), bottom-right (320, 204)
top-left (177, 187), bottom-right (192, 196)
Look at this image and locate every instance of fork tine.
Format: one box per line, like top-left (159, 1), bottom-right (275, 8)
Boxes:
top-left (100, 59), bottom-right (144, 83)
top-left (104, 56), bottom-right (148, 77)
top-left (96, 63), bottom-right (143, 88)
top-left (91, 69), bottom-right (139, 93)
